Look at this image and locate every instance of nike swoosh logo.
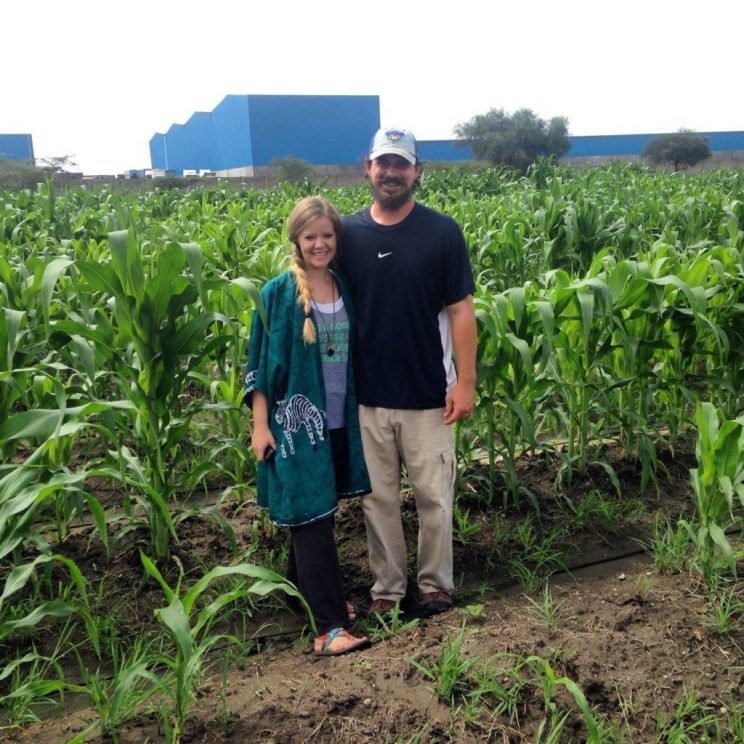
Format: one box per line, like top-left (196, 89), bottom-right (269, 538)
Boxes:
top-left (378, 251), bottom-right (392, 258)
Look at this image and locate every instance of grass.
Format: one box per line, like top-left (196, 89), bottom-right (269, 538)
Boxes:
top-left (502, 518), bottom-right (573, 590)
top-left (572, 488), bottom-right (646, 535)
top-left (524, 582), bottom-right (564, 627)
top-left (646, 515), bottom-right (690, 575)
top-left (705, 586), bottom-right (743, 635)
top-left (407, 621), bottom-right (476, 704)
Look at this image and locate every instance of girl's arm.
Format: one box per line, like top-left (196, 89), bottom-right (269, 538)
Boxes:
top-left (251, 390), bottom-right (277, 460)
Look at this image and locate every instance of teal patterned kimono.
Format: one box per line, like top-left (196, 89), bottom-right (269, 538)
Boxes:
top-left (244, 271), bottom-right (370, 526)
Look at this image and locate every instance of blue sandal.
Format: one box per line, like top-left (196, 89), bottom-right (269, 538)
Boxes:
top-left (314, 627), bottom-right (370, 656)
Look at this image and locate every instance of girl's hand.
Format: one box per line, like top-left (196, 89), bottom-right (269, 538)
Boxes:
top-left (250, 390), bottom-right (276, 461)
top-left (252, 426), bottom-right (277, 461)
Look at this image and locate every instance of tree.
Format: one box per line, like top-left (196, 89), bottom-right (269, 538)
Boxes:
top-left (642, 130), bottom-right (711, 171)
top-left (0, 159), bottom-right (46, 191)
top-left (271, 156), bottom-right (313, 183)
top-left (35, 154), bottom-right (78, 173)
top-left (454, 108), bottom-right (570, 172)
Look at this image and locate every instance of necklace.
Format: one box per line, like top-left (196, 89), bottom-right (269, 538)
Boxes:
top-left (310, 279), bottom-right (337, 357)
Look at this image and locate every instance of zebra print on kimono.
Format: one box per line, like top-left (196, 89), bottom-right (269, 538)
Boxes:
top-left (274, 394), bottom-right (325, 458)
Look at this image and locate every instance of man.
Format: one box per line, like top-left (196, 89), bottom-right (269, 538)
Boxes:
top-left (339, 127), bottom-right (477, 616)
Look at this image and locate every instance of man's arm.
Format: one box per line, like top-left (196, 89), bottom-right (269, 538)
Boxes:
top-left (444, 295), bottom-right (477, 425)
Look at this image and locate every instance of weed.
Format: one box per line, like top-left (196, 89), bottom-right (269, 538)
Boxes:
top-left (458, 603), bottom-right (487, 623)
top-left (408, 621), bottom-right (477, 704)
top-left (75, 634), bottom-right (161, 744)
top-left (573, 488), bottom-right (645, 534)
top-left (0, 650), bottom-right (67, 728)
top-left (216, 658), bottom-right (232, 734)
top-left (359, 602), bottom-right (419, 643)
top-left (505, 517), bottom-right (572, 590)
top-left (468, 656), bottom-right (527, 720)
top-left (614, 682), bottom-right (640, 732)
top-left (646, 515), bottom-right (690, 575)
top-left (386, 722), bottom-right (430, 744)
top-left (525, 582), bottom-right (564, 627)
top-left (633, 573), bottom-right (653, 601)
top-left (723, 700), bottom-right (744, 740)
top-left (654, 686), bottom-right (719, 742)
top-left (705, 586), bottom-right (742, 635)
top-left (535, 709), bottom-right (571, 743)
top-left (453, 502), bottom-right (481, 545)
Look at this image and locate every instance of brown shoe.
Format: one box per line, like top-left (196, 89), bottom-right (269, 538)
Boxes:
top-left (368, 598), bottom-right (398, 617)
top-left (421, 591), bottom-right (454, 615)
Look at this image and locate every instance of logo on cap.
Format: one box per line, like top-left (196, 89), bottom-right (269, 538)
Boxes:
top-left (386, 130), bottom-right (405, 142)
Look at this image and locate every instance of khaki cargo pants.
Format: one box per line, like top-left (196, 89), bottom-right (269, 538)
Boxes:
top-left (359, 405), bottom-right (456, 601)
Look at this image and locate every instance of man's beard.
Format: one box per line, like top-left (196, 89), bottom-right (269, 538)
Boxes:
top-left (371, 178), bottom-right (419, 211)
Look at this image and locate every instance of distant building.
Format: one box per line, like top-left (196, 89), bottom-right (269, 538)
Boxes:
top-left (565, 130), bottom-right (744, 163)
top-left (0, 134), bottom-right (35, 162)
top-left (149, 94), bottom-right (380, 177)
top-left (149, 96), bottom-right (744, 174)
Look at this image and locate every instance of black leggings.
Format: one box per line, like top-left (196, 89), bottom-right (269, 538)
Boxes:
top-left (287, 516), bottom-right (347, 634)
top-left (286, 428), bottom-right (350, 634)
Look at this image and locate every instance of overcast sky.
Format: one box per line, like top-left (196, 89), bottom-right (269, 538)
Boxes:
top-left (4, 0), bottom-right (741, 174)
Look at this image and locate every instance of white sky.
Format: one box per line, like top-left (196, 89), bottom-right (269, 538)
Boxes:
top-left (3, 0), bottom-right (741, 174)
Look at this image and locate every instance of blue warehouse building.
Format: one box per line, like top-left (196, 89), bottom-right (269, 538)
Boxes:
top-left (566, 130), bottom-right (744, 159)
top-left (150, 95), bottom-right (743, 174)
top-left (150, 94), bottom-right (380, 176)
top-left (0, 134), bottom-right (35, 163)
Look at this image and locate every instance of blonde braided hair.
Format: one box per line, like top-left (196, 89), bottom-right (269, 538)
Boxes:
top-left (289, 262), bottom-right (317, 344)
top-left (286, 196), bottom-right (343, 345)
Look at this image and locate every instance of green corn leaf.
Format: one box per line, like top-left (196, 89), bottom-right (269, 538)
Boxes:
top-left (148, 242), bottom-right (187, 326)
top-left (230, 276), bottom-right (267, 330)
top-left (40, 257), bottom-right (73, 327)
top-left (708, 523), bottom-right (736, 576)
top-left (576, 290), bottom-right (595, 346)
top-left (3, 308), bottom-right (25, 366)
top-left (182, 242), bottom-right (206, 307)
top-left (0, 599), bottom-right (76, 640)
top-left (155, 599), bottom-right (193, 660)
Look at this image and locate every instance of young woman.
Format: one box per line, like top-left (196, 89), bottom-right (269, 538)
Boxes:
top-left (245, 196), bottom-right (370, 656)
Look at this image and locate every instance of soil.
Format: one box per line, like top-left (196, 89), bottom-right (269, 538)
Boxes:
top-left (3, 442), bottom-right (744, 743)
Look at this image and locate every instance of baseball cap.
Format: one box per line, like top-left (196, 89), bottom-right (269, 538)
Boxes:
top-left (368, 127), bottom-right (418, 165)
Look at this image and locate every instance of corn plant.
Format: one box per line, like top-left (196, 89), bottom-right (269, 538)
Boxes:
top-left (524, 655), bottom-right (601, 742)
top-left (0, 553), bottom-right (100, 656)
top-left (682, 402), bottom-right (744, 582)
top-left (71, 636), bottom-right (161, 744)
top-left (0, 649), bottom-right (75, 730)
top-left (0, 392), bottom-right (129, 561)
top-left (73, 230), bottom-right (234, 559)
top-left (141, 552), bottom-right (313, 741)
top-left (546, 272), bottom-right (614, 480)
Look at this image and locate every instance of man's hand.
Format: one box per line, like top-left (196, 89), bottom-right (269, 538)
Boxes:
top-left (444, 380), bottom-right (475, 425)
top-left (445, 295), bottom-right (477, 426)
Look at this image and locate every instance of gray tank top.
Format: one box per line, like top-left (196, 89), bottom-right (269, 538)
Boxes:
top-left (311, 296), bottom-right (348, 429)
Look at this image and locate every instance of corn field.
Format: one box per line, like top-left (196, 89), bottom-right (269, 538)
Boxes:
top-left (1, 162), bottom-right (744, 741)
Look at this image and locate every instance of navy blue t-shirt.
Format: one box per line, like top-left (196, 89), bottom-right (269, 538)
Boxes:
top-left (339, 203), bottom-right (475, 409)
